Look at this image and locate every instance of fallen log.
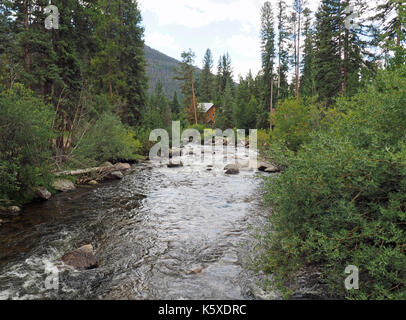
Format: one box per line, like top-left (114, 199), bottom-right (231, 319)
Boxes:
top-left (55, 166), bottom-right (107, 177)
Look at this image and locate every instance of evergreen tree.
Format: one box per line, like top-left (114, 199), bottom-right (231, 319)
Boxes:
top-left (260, 1), bottom-right (276, 129)
top-left (174, 49), bottom-right (198, 124)
top-left (374, 0), bottom-right (406, 67)
top-left (300, 7), bottom-right (316, 97)
top-left (170, 91), bottom-right (181, 115)
top-left (276, 0), bottom-right (291, 103)
top-left (198, 48), bottom-right (214, 102)
top-left (221, 80), bottom-right (235, 129)
top-left (92, 0), bottom-right (147, 125)
top-left (313, 0), bottom-right (343, 103)
top-left (293, 0), bottom-right (306, 100)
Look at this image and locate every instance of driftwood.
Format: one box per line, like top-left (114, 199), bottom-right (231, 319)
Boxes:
top-left (55, 166), bottom-right (108, 177)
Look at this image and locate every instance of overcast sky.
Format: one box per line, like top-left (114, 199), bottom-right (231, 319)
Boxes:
top-left (138, 0), bottom-right (322, 80)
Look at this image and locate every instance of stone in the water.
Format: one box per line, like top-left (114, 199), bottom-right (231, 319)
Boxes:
top-left (88, 180), bottom-right (98, 185)
top-left (35, 187), bottom-right (52, 200)
top-left (224, 163), bottom-right (240, 170)
top-left (53, 179), bottom-right (76, 192)
top-left (189, 266), bottom-right (204, 275)
top-left (109, 171), bottom-right (124, 179)
top-left (168, 161), bottom-right (183, 168)
top-left (224, 164), bottom-right (240, 175)
top-left (169, 147), bottom-right (183, 158)
top-left (61, 244), bottom-right (98, 270)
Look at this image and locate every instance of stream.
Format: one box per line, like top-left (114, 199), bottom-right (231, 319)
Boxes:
top-left (0, 143), bottom-right (274, 300)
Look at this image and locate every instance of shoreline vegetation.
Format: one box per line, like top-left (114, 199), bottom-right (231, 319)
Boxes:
top-left (1, 0), bottom-right (405, 300)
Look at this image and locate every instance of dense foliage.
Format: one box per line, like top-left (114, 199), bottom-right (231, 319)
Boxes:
top-left (0, 85), bottom-right (54, 204)
top-left (0, 0), bottom-right (147, 204)
top-left (261, 66), bottom-right (406, 299)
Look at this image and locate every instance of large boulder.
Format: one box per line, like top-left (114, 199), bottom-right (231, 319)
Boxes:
top-left (53, 179), bottom-right (76, 192)
top-left (35, 187), bottom-right (52, 200)
top-left (114, 163), bottom-right (131, 171)
top-left (61, 244), bottom-right (98, 270)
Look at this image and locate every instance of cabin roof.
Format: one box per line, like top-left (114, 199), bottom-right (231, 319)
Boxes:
top-left (198, 102), bottom-right (214, 112)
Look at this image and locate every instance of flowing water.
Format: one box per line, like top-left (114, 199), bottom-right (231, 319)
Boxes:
top-left (0, 143), bottom-right (273, 300)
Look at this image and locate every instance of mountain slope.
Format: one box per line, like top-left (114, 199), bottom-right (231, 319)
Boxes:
top-left (144, 45), bottom-right (182, 99)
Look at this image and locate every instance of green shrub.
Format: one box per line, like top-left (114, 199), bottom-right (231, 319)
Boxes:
top-left (270, 99), bottom-right (320, 152)
top-left (73, 112), bottom-right (141, 165)
top-left (261, 66), bottom-right (406, 299)
top-left (0, 84), bottom-right (54, 203)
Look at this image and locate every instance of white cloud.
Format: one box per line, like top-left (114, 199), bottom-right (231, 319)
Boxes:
top-left (212, 34), bottom-right (261, 78)
top-left (145, 32), bottom-right (182, 54)
top-left (139, 0), bottom-right (263, 31)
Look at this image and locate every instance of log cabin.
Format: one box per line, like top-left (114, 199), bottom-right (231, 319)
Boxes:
top-left (199, 103), bottom-right (216, 125)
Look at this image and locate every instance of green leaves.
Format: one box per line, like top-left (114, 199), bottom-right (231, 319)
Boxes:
top-left (0, 84), bottom-right (54, 203)
top-left (260, 66), bottom-right (406, 299)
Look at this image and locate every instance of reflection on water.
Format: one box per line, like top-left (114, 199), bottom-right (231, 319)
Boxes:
top-left (0, 143), bottom-right (271, 300)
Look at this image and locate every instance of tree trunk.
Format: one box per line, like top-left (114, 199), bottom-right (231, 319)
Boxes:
top-left (296, 11), bottom-right (301, 101)
top-left (23, 0), bottom-right (30, 75)
top-left (277, 55), bottom-right (281, 105)
top-left (343, 28), bottom-right (349, 95)
top-left (108, 63), bottom-right (113, 99)
top-left (191, 78), bottom-right (198, 125)
top-left (270, 75), bottom-right (274, 130)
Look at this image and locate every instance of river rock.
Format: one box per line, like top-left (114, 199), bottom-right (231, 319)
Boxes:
top-left (264, 165), bottom-right (280, 173)
top-left (53, 179), bottom-right (76, 192)
top-left (109, 171), bottom-right (124, 180)
top-left (257, 162), bottom-right (280, 173)
top-left (7, 206), bottom-right (21, 214)
top-left (224, 164), bottom-right (240, 175)
top-left (114, 163), bottom-right (131, 171)
top-left (169, 147), bottom-right (182, 158)
top-left (88, 180), bottom-right (98, 185)
top-left (61, 244), bottom-right (98, 270)
top-left (35, 187), bottom-right (52, 200)
top-left (168, 161), bottom-right (183, 168)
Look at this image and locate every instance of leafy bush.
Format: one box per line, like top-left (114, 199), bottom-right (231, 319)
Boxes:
top-left (0, 84), bottom-right (54, 204)
top-left (270, 99), bottom-right (320, 152)
top-left (73, 112), bottom-right (141, 166)
top-left (261, 66), bottom-right (406, 299)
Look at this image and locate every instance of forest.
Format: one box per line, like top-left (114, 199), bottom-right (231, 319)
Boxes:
top-left (0, 0), bottom-right (405, 300)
